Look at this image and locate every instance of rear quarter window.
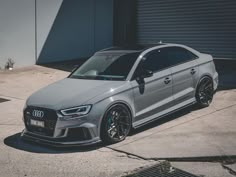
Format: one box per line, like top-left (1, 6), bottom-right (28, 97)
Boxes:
top-left (164, 47), bottom-right (198, 66)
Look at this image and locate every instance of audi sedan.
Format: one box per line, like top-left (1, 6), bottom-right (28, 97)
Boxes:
top-left (21, 43), bottom-right (218, 146)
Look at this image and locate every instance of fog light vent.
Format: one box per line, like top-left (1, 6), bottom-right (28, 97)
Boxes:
top-left (67, 127), bottom-right (92, 141)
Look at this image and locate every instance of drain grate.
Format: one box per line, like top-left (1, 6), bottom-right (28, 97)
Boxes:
top-left (0, 97), bottom-right (10, 103)
top-left (122, 161), bottom-right (199, 177)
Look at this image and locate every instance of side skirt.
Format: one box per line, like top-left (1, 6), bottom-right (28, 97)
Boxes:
top-left (133, 98), bottom-right (196, 129)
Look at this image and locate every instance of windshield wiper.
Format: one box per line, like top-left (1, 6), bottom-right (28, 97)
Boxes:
top-left (70, 75), bottom-right (89, 79)
top-left (70, 75), bottom-right (125, 81)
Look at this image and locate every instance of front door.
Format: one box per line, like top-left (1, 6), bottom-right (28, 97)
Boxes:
top-left (131, 48), bottom-right (173, 126)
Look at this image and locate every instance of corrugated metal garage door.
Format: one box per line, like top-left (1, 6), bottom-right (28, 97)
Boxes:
top-left (137, 0), bottom-right (236, 60)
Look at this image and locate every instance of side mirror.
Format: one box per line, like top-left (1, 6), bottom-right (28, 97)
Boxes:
top-left (138, 57), bottom-right (153, 78)
top-left (142, 69), bottom-right (153, 78)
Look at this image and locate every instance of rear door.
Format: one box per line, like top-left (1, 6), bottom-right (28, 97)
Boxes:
top-left (131, 48), bottom-right (173, 125)
top-left (165, 47), bottom-right (199, 105)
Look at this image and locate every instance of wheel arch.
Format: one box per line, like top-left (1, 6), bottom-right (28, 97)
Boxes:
top-left (195, 74), bottom-right (213, 96)
top-left (98, 100), bottom-right (134, 138)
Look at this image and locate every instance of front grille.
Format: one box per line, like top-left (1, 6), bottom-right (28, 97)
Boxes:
top-left (24, 106), bottom-right (58, 136)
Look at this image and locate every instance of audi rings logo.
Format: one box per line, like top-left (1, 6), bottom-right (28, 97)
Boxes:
top-left (32, 110), bottom-right (44, 118)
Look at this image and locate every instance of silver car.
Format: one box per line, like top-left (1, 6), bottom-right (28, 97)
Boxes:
top-left (21, 43), bottom-right (218, 146)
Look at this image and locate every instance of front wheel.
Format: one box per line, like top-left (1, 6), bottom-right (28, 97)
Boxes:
top-left (196, 77), bottom-right (214, 107)
top-left (101, 104), bottom-right (132, 144)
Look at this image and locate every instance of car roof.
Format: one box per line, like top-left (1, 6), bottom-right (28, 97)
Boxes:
top-left (95, 43), bottom-right (201, 57)
top-left (96, 43), bottom-right (168, 54)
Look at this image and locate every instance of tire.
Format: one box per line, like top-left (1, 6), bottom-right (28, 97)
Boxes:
top-left (196, 76), bottom-right (214, 108)
top-left (101, 104), bottom-right (132, 144)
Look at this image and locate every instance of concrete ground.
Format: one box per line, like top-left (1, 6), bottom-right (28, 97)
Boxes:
top-left (0, 62), bottom-right (236, 177)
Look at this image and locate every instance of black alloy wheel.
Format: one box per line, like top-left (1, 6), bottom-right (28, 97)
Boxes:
top-left (101, 104), bottom-right (132, 144)
top-left (196, 77), bottom-right (214, 107)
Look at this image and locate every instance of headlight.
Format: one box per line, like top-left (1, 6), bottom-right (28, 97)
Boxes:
top-left (60, 105), bottom-right (92, 116)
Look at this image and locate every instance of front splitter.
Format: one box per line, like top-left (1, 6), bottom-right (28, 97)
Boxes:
top-left (21, 131), bottom-right (101, 147)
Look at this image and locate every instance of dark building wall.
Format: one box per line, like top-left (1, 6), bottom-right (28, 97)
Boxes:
top-left (136, 0), bottom-right (236, 60)
top-left (37, 0), bottom-right (113, 64)
top-left (36, 0), bottom-right (63, 60)
top-left (94, 1), bottom-right (113, 51)
top-left (113, 0), bottom-right (137, 46)
top-left (113, 0), bottom-right (236, 60)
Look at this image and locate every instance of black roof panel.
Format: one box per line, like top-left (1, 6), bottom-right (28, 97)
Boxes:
top-left (99, 43), bottom-right (166, 52)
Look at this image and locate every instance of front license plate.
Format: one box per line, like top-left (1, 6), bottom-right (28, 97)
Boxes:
top-left (30, 119), bottom-right (45, 128)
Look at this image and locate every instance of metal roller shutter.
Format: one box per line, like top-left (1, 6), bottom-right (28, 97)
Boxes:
top-left (137, 0), bottom-right (236, 60)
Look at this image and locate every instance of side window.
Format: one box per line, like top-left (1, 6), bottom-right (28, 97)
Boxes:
top-left (165, 47), bottom-right (198, 66)
top-left (142, 49), bottom-right (169, 72)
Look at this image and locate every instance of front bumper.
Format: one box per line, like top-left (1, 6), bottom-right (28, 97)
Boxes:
top-left (21, 106), bottom-right (101, 147)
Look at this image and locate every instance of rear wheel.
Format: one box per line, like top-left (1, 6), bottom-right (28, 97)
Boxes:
top-left (101, 104), bottom-right (132, 144)
top-left (196, 77), bottom-right (214, 107)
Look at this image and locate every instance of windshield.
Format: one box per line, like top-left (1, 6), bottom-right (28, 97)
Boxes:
top-left (69, 52), bottom-right (140, 81)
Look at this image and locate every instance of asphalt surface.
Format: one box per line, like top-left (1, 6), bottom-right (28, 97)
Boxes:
top-left (0, 63), bottom-right (236, 177)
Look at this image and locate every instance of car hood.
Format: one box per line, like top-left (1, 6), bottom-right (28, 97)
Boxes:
top-left (26, 78), bottom-right (126, 110)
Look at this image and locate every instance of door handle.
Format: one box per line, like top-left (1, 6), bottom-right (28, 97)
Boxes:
top-left (164, 77), bottom-right (171, 84)
top-left (190, 68), bottom-right (196, 75)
